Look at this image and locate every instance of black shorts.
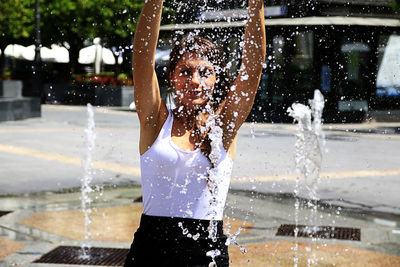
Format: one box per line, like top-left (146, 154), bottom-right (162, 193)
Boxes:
top-left (124, 214), bottom-right (229, 267)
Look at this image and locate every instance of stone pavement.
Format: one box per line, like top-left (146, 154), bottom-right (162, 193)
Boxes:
top-left (1, 105), bottom-right (400, 215)
top-left (1, 186), bottom-right (400, 266)
top-left (1, 105), bottom-right (400, 266)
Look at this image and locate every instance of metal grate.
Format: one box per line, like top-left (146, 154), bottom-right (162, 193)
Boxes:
top-left (276, 224), bottom-right (361, 241)
top-left (33, 246), bottom-right (130, 266)
top-left (0, 211), bottom-right (11, 217)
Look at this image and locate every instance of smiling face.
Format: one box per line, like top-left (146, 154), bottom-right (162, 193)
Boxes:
top-left (170, 52), bottom-right (216, 111)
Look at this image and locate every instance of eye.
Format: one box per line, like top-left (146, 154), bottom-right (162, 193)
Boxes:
top-left (179, 69), bottom-right (190, 76)
top-left (199, 68), bottom-right (214, 78)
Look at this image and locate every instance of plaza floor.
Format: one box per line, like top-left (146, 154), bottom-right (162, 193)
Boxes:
top-left (1, 185), bottom-right (399, 266)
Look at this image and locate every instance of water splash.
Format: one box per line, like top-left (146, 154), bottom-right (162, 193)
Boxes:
top-left (308, 90), bottom-right (325, 263)
top-left (309, 90), bottom-right (326, 148)
top-left (224, 217), bottom-right (247, 254)
top-left (206, 249), bottom-right (221, 267)
top-left (224, 179), bottom-right (258, 255)
top-left (178, 221), bottom-right (200, 240)
top-left (288, 90), bottom-right (324, 199)
top-left (287, 89), bottom-right (325, 266)
top-left (80, 103), bottom-right (96, 258)
top-left (167, 1), bottom-right (243, 263)
top-left (205, 109), bottom-right (223, 245)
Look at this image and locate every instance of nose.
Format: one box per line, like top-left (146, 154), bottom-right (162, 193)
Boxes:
top-left (189, 71), bottom-right (201, 86)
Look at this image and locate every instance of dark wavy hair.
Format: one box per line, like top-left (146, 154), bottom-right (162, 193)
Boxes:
top-left (168, 35), bottom-right (231, 111)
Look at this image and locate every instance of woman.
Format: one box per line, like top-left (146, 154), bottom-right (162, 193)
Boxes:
top-left (125, 0), bottom-right (265, 266)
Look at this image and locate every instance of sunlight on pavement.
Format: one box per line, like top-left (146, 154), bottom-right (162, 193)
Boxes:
top-left (0, 144), bottom-right (141, 177)
top-left (0, 237), bottom-right (24, 260)
top-left (228, 241), bottom-right (400, 266)
top-left (1, 143), bottom-right (399, 184)
top-left (19, 206), bottom-right (251, 242)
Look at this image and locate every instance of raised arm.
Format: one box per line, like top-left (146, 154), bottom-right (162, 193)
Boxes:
top-left (221, 0), bottom-right (266, 148)
top-left (133, 0), bottom-right (168, 155)
top-left (133, 0), bottom-right (164, 125)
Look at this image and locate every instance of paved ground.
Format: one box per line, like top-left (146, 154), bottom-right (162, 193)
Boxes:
top-left (0, 104), bottom-right (400, 266)
top-left (1, 105), bottom-right (399, 215)
top-left (1, 186), bottom-right (400, 266)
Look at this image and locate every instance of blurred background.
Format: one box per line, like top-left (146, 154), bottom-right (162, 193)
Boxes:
top-left (1, 0), bottom-right (400, 123)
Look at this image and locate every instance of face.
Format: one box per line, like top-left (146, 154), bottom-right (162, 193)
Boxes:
top-left (170, 52), bottom-right (216, 110)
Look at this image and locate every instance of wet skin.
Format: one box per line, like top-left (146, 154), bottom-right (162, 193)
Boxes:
top-left (168, 52), bottom-right (217, 151)
top-left (170, 52), bottom-right (216, 111)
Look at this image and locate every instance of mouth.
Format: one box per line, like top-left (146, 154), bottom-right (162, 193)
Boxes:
top-left (186, 90), bottom-right (202, 97)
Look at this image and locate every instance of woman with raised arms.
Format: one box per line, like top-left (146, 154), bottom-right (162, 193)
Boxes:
top-left (125, 0), bottom-right (265, 266)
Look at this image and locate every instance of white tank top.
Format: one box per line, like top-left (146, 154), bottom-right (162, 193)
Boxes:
top-left (140, 109), bottom-right (233, 220)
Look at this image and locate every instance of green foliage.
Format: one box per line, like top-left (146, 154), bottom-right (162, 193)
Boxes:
top-left (0, 0), bottom-right (176, 76)
top-left (0, 0), bottom-right (34, 46)
top-left (1, 0), bottom-right (175, 51)
top-left (0, 0), bottom-right (34, 78)
top-left (92, 0), bottom-right (175, 54)
top-left (91, 0), bottom-right (144, 50)
top-left (162, 0), bottom-right (178, 25)
top-left (40, 0), bottom-right (97, 47)
top-left (389, 0), bottom-right (400, 10)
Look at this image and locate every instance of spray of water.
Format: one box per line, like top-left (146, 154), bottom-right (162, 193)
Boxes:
top-left (80, 103), bottom-right (96, 258)
top-left (287, 89), bottom-right (325, 266)
top-left (308, 90), bottom-right (325, 266)
top-left (288, 90), bottom-right (325, 197)
top-left (204, 108), bottom-right (223, 265)
top-left (224, 217), bottom-right (247, 254)
top-left (166, 2), bottom-right (249, 264)
top-left (309, 90), bottom-right (326, 147)
top-left (224, 179), bottom-right (259, 255)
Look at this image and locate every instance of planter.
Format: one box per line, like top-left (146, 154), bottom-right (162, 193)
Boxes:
top-left (94, 85), bottom-right (134, 106)
top-left (0, 80), bottom-right (23, 98)
top-left (0, 97), bottom-right (41, 122)
top-left (0, 80), bottom-right (40, 121)
top-left (121, 86), bottom-right (134, 107)
top-left (43, 83), bottom-right (134, 107)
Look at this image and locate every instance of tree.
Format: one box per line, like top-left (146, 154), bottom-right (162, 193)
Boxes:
top-left (0, 0), bottom-right (34, 78)
top-left (40, 0), bottom-right (98, 76)
top-left (91, 0), bottom-right (143, 78)
top-left (0, 0), bottom-right (176, 79)
top-left (40, 0), bottom-right (174, 77)
top-left (389, 0), bottom-right (400, 10)
top-left (93, 0), bottom-right (175, 78)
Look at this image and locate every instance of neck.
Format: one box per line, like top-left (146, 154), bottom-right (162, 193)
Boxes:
top-left (173, 106), bottom-right (209, 133)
